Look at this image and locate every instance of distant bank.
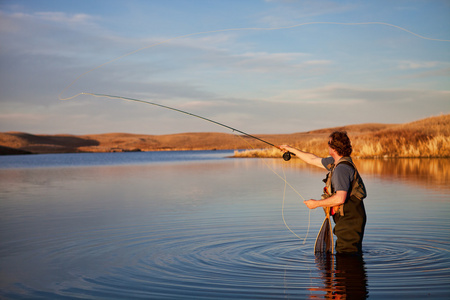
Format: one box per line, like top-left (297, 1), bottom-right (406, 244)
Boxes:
top-left (1, 114), bottom-right (449, 158)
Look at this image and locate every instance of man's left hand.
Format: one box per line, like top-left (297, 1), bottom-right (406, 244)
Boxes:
top-left (304, 199), bottom-right (318, 209)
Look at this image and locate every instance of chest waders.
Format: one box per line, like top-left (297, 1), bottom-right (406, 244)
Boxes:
top-left (323, 157), bottom-right (367, 254)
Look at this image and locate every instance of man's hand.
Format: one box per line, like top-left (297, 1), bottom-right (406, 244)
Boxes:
top-left (304, 199), bottom-right (319, 209)
top-left (279, 145), bottom-right (325, 169)
top-left (304, 191), bottom-right (347, 210)
top-left (279, 145), bottom-right (294, 153)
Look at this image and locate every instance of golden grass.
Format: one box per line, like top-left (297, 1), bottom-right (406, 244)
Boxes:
top-left (1, 114), bottom-right (449, 157)
top-left (236, 114), bottom-right (450, 158)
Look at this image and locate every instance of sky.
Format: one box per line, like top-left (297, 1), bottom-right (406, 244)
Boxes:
top-left (0, 0), bottom-right (449, 135)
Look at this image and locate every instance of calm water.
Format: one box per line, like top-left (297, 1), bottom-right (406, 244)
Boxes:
top-left (0, 151), bottom-right (449, 299)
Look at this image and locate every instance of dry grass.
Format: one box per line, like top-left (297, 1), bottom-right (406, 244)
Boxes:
top-left (1, 114), bottom-right (449, 157)
top-left (236, 114), bottom-right (450, 158)
top-left (353, 114), bottom-right (450, 158)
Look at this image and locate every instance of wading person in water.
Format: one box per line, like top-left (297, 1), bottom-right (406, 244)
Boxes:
top-left (280, 131), bottom-right (367, 254)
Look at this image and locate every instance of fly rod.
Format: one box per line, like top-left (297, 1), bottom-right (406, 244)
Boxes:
top-left (82, 92), bottom-right (295, 161)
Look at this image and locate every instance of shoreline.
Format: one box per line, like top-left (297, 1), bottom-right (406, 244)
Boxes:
top-left (1, 114), bottom-right (449, 158)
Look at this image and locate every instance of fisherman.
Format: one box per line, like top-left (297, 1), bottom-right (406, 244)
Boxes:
top-left (280, 131), bottom-right (367, 254)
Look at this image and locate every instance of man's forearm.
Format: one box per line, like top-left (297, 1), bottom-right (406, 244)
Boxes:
top-left (292, 148), bottom-right (321, 164)
top-left (280, 145), bottom-right (324, 169)
top-left (304, 191), bottom-right (347, 209)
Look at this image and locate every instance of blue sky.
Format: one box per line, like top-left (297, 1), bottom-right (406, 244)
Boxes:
top-left (0, 0), bottom-right (449, 135)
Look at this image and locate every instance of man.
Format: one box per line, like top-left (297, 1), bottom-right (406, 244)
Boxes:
top-left (280, 131), bottom-right (367, 254)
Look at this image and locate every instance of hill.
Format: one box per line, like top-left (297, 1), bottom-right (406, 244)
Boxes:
top-left (0, 114), bottom-right (449, 157)
top-left (236, 114), bottom-right (450, 158)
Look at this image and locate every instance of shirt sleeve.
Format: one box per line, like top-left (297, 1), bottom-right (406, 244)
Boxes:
top-left (321, 157), bottom-right (335, 171)
top-left (332, 163), bottom-right (355, 192)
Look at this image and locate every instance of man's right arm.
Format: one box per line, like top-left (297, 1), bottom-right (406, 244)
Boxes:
top-left (279, 145), bottom-right (326, 169)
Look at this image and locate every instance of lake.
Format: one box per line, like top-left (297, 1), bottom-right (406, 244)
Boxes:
top-left (0, 151), bottom-right (449, 299)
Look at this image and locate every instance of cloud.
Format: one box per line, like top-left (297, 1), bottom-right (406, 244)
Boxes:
top-left (1, 4), bottom-right (448, 135)
top-left (0, 112), bottom-right (46, 123)
top-left (230, 52), bottom-right (331, 73)
top-left (0, 10), bottom-right (108, 58)
top-left (398, 60), bottom-right (442, 70)
top-left (260, 0), bottom-right (354, 27)
top-left (270, 84), bottom-right (450, 104)
top-left (0, 8), bottom-right (334, 108)
top-left (395, 60), bottom-right (450, 79)
top-left (34, 11), bottom-right (96, 24)
top-left (0, 10), bottom-right (99, 36)
top-left (405, 67), bottom-right (450, 79)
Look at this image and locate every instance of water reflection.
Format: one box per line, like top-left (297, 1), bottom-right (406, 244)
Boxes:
top-left (356, 158), bottom-right (450, 191)
top-left (269, 158), bottom-right (450, 191)
top-left (0, 154), bottom-right (449, 299)
top-left (311, 254), bottom-right (368, 300)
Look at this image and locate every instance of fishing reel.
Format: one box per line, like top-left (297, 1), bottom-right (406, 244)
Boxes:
top-left (283, 151), bottom-right (293, 161)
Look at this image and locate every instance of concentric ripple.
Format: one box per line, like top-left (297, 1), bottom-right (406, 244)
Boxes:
top-left (3, 217), bottom-right (448, 299)
top-left (362, 228), bottom-right (449, 298)
top-left (1, 157), bottom-right (449, 299)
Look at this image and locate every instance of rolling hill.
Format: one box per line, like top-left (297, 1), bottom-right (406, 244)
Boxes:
top-left (0, 114), bottom-right (448, 157)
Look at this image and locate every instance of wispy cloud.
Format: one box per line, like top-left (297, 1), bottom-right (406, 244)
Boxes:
top-left (0, 1), bottom-right (448, 134)
top-left (34, 11), bottom-right (96, 24)
top-left (229, 52), bottom-right (330, 73)
top-left (0, 10), bottom-right (99, 34)
top-left (400, 67), bottom-right (450, 79)
top-left (397, 60), bottom-right (442, 70)
top-left (395, 60), bottom-right (450, 79)
top-left (270, 84), bottom-right (450, 104)
top-left (261, 0), bottom-right (355, 27)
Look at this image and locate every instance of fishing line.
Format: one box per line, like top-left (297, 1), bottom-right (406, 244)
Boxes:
top-left (81, 92), bottom-right (288, 155)
top-left (58, 21), bottom-right (450, 101)
top-left (59, 21), bottom-right (449, 247)
top-left (281, 166), bottom-right (310, 244)
top-left (82, 92), bottom-right (310, 242)
top-left (232, 130), bottom-right (310, 243)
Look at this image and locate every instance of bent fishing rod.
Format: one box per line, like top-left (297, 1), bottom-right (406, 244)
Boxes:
top-left (81, 92), bottom-right (295, 161)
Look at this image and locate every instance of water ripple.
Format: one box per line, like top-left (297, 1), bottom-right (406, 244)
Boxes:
top-left (1, 157), bottom-right (449, 299)
top-left (4, 221), bottom-right (447, 299)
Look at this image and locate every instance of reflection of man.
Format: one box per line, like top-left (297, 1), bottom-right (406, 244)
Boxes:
top-left (312, 254), bottom-right (368, 299)
top-left (280, 131), bottom-right (367, 254)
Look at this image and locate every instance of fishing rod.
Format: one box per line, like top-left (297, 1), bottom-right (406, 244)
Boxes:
top-left (81, 92), bottom-right (295, 161)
